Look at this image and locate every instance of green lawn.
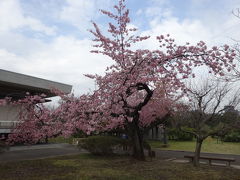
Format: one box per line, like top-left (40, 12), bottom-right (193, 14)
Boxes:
top-left (48, 136), bottom-right (74, 144)
top-left (0, 153), bottom-right (239, 180)
top-left (149, 138), bottom-right (240, 155)
top-left (48, 136), bottom-right (240, 155)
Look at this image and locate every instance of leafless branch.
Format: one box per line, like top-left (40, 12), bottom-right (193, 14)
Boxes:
top-left (232, 8), bottom-right (240, 19)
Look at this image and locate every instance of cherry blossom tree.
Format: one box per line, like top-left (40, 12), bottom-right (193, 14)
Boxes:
top-left (79, 0), bottom-right (236, 160)
top-left (1, 94), bottom-right (62, 145)
top-left (50, 92), bottom-right (101, 137)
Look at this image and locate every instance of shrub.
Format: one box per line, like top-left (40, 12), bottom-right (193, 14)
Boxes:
top-left (168, 128), bottom-right (194, 141)
top-left (78, 135), bottom-right (152, 156)
top-left (222, 130), bottom-right (240, 142)
top-left (78, 136), bottom-right (127, 155)
top-left (48, 136), bottom-right (74, 144)
top-left (72, 130), bottom-right (87, 138)
top-left (0, 140), bottom-right (9, 153)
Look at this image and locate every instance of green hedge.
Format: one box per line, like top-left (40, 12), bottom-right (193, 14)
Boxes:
top-left (0, 141), bottom-right (9, 153)
top-left (168, 128), bottom-right (194, 141)
top-left (78, 136), bottom-right (127, 155)
top-left (223, 130), bottom-right (240, 142)
top-left (78, 136), bottom-right (151, 156)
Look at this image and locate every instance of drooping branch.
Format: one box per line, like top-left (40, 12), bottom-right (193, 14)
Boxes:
top-left (134, 83), bottom-right (153, 111)
top-left (124, 83), bottom-right (153, 112)
top-left (143, 112), bottom-right (171, 132)
top-left (233, 8), bottom-right (240, 19)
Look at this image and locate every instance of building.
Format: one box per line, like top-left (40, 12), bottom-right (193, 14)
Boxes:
top-left (0, 69), bottom-right (72, 135)
top-left (224, 105), bottom-right (240, 115)
top-left (145, 125), bottom-right (167, 142)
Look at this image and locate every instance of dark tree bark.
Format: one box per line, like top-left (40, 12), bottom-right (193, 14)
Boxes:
top-left (126, 115), bottom-right (145, 161)
top-left (123, 83), bottom-right (154, 160)
top-left (45, 136), bottom-right (49, 144)
top-left (163, 126), bottom-right (168, 145)
top-left (131, 125), bottom-right (145, 160)
top-left (193, 137), bottom-right (203, 167)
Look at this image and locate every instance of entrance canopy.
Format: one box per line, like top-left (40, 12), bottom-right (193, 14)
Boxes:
top-left (0, 69), bottom-right (72, 100)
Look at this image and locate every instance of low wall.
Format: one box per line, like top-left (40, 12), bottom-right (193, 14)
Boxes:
top-left (0, 104), bottom-right (20, 133)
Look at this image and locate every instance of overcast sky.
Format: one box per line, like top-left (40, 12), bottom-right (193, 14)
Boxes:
top-left (0, 0), bottom-right (239, 96)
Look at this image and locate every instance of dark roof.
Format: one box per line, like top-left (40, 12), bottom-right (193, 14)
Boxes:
top-left (0, 69), bottom-right (72, 99)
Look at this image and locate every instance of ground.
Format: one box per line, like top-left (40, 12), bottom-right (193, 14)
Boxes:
top-left (0, 153), bottom-right (240, 180)
top-left (0, 138), bottom-right (239, 179)
top-left (50, 136), bottom-right (240, 155)
top-left (149, 138), bottom-right (240, 155)
top-left (0, 143), bottom-right (81, 162)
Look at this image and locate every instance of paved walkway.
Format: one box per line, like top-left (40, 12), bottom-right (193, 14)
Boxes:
top-left (1, 144), bottom-right (240, 167)
top-left (154, 149), bottom-right (240, 165)
top-left (0, 143), bottom-right (82, 162)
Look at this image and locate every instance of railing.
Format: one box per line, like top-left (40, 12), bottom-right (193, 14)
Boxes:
top-left (0, 121), bottom-right (19, 129)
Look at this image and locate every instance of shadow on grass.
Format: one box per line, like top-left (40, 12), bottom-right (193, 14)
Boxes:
top-left (0, 153), bottom-right (239, 180)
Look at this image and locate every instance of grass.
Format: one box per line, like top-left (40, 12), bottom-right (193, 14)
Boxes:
top-left (48, 136), bottom-right (240, 155)
top-left (0, 153), bottom-right (240, 180)
top-left (48, 136), bottom-right (74, 144)
top-left (149, 138), bottom-right (240, 155)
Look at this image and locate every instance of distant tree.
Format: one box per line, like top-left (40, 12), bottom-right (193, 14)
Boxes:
top-left (225, 8), bottom-right (240, 80)
top-left (233, 8), bottom-right (240, 19)
top-left (179, 79), bottom-right (240, 166)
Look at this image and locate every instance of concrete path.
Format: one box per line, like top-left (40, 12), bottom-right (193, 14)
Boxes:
top-left (0, 143), bottom-right (83, 162)
top-left (1, 144), bottom-right (240, 167)
top-left (154, 149), bottom-right (240, 165)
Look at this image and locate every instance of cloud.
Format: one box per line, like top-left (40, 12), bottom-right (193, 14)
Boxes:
top-left (0, 35), bottom-right (113, 95)
top-left (0, 49), bottom-right (26, 72)
top-left (0, 0), bottom-right (115, 95)
top-left (0, 0), bottom-right (56, 35)
top-left (133, 16), bottom-right (214, 52)
top-left (0, 31), bottom-right (46, 56)
top-left (137, 0), bottom-right (240, 47)
top-left (59, 0), bottom-right (114, 32)
top-left (137, 0), bottom-right (171, 22)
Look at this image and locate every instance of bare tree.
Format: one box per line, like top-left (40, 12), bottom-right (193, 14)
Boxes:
top-left (217, 9), bottom-right (240, 81)
top-left (220, 44), bottom-right (240, 81)
top-left (233, 8), bottom-right (240, 19)
top-left (227, 8), bottom-right (240, 80)
top-left (179, 79), bottom-right (240, 167)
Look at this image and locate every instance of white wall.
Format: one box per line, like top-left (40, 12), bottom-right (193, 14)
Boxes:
top-left (0, 104), bottom-right (20, 133)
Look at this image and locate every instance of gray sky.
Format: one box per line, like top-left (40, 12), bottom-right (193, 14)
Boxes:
top-left (0, 0), bottom-right (239, 96)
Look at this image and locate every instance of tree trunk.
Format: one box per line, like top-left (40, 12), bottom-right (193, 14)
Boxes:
top-left (127, 120), bottom-right (145, 161)
top-left (45, 136), bottom-right (49, 144)
top-left (163, 126), bottom-right (168, 145)
top-left (193, 138), bottom-right (203, 167)
top-left (131, 128), bottom-right (145, 160)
